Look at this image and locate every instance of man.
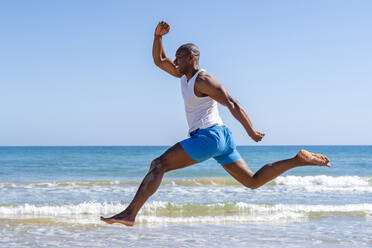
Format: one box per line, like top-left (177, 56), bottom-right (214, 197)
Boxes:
top-left (100, 21), bottom-right (331, 226)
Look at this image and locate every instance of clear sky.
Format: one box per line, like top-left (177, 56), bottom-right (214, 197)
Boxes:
top-left (1, 0), bottom-right (371, 146)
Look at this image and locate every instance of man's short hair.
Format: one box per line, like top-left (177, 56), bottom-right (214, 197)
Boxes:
top-left (177, 43), bottom-right (200, 59)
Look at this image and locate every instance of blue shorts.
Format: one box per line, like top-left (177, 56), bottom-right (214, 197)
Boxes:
top-left (180, 125), bottom-right (242, 165)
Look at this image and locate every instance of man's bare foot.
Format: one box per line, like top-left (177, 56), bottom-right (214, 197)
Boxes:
top-left (297, 149), bottom-right (331, 167)
top-left (100, 214), bottom-right (135, 227)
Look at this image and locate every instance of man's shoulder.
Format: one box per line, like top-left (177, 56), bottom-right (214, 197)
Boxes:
top-left (195, 71), bottom-right (223, 95)
top-left (196, 71), bottom-right (213, 84)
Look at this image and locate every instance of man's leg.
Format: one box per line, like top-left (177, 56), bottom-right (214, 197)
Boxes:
top-left (100, 143), bottom-right (197, 226)
top-left (222, 149), bottom-right (330, 189)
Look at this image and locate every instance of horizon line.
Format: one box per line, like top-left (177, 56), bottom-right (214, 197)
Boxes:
top-left (0, 145), bottom-right (371, 147)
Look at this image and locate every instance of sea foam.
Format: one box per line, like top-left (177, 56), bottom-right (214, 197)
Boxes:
top-left (1, 201), bottom-right (371, 225)
top-left (274, 175), bottom-right (369, 186)
top-left (0, 175), bottom-right (370, 189)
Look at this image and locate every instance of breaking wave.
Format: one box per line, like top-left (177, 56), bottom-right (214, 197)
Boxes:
top-left (1, 201), bottom-right (371, 225)
top-left (0, 176), bottom-right (371, 189)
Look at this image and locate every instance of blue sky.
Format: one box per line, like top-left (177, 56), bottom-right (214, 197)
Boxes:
top-left (1, 0), bottom-right (371, 146)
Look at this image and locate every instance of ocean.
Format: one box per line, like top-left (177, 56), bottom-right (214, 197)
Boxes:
top-left (0, 146), bottom-right (371, 247)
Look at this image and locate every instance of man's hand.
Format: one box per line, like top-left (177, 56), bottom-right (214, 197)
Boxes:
top-left (155, 21), bottom-right (170, 36)
top-left (251, 130), bottom-right (265, 142)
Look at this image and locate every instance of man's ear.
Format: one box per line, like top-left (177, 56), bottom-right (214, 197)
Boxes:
top-left (189, 53), bottom-right (194, 60)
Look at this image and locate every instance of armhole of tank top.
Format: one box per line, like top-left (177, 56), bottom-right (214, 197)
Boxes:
top-left (193, 70), bottom-right (209, 99)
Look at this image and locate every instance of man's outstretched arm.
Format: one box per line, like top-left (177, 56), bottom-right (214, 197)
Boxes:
top-left (196, 74), bottom-right (265, 142)
top-left (152, 22), bottom-right (181, 78)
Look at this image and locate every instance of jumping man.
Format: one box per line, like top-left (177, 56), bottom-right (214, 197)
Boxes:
top-left (100, 21), bottom-right (331, 226)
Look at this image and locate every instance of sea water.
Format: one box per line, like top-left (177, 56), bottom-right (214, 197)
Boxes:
top-left (0, 146), bottom-right (371, 247)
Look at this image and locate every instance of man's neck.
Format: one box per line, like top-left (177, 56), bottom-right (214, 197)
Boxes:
top-left (185, 65), bottom-right (201, 81)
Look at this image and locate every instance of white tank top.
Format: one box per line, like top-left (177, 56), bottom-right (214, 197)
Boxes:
top-left (180, 69), bottom-right (224, 134)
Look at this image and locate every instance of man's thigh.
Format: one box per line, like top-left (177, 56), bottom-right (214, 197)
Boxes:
top-left (157, 143), bottom-right (198, 172)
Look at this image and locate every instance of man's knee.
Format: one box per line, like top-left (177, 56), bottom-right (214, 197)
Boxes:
top-left (243, 180), bottom-right (260, 190)
top-left (149, 159), bottom-right (158, 170)
top-left (150, 156), bottom-right (170, 172)
top-left (248, 179), bottom-right (263, 189)
top-left (248, 183), bottom-right (260, 190)
top-left (150, 158), bottom-right (161, 171)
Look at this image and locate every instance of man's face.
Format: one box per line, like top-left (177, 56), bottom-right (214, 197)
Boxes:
top-left (174, 50), bottom-right (191, 74)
